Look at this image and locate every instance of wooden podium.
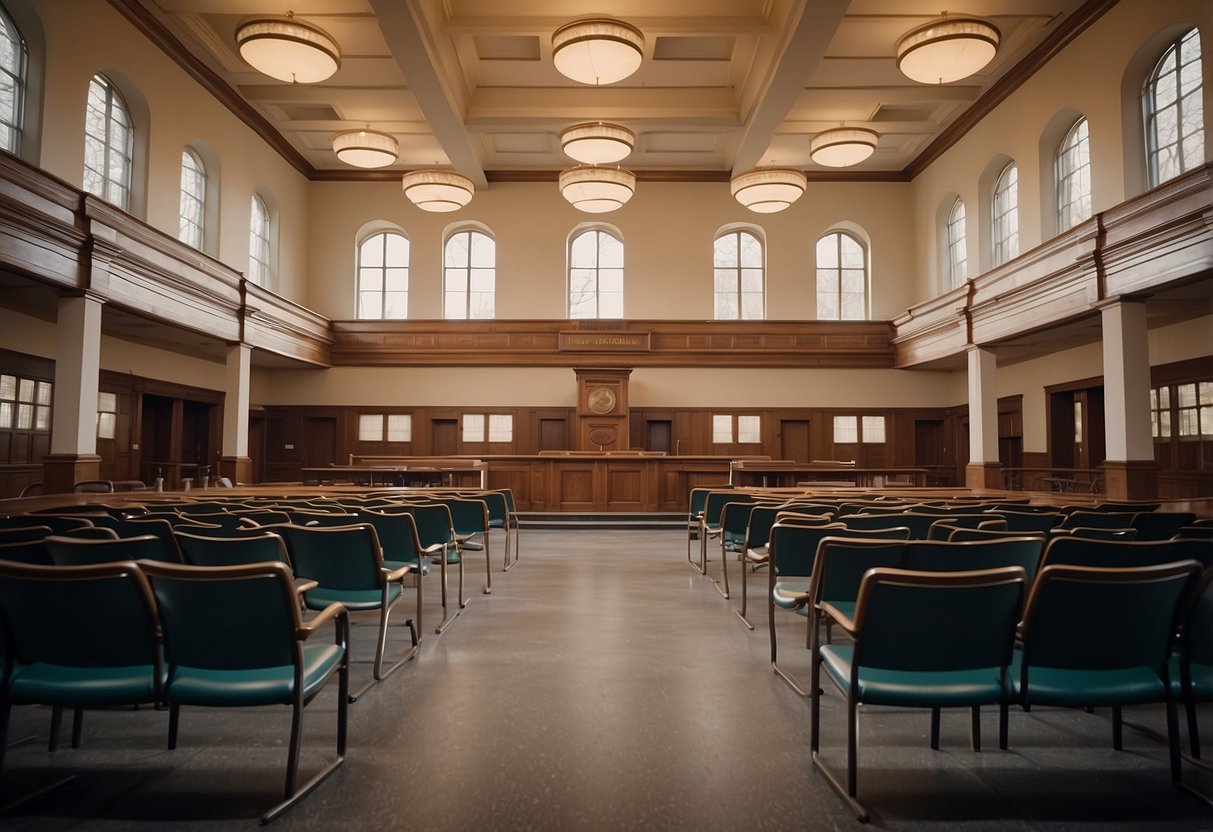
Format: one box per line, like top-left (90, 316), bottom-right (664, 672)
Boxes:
top-left (574, 368), bottom-right (631, 451)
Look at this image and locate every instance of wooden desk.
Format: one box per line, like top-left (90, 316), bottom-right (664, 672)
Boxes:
top-left (301, 463), bottom-right (487, 489)
top-left (729, 462), bottom-right (929, 488)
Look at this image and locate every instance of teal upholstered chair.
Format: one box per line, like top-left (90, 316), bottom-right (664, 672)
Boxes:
top-left (732, 503), bottom-right (786, 629)
top-left (432, 496), bottom-right (493, 596)
top-left (814, 566), bottom-right (1027, 822)
top-left (1, 515), bottom-right (94, 535)
top-left (712, 500), bottom-right (764, 601)
top-left (1015, 561), bottom-right (1203, 785)
top-left (770, 525), bottom-right (910, 697)
top-left (1174, 568), bottom-right (1213, 767)
top-left (1041, 537), bottom-right (1212, 570)
top-left (697, 490), bottom-right (757, 575)
top-left (1060, 510), bottom-right (1140, 530)
top-left (905, 537), bottom-right (1046, 584)
top-left (1000, 510), bottom-right (1063, 534)
top-left (276, 523), bottom-right (416, 702)
top-left (0, 525), bottom-right (53, 544)
top-left (141, 561), bottom-right (349, 824)
top-left (402, 502), bottom-right (467, 611)
top-left (0, 560), bottom-right (161, 794)
top-left (839, 512), bottom-right (935, 539)
top-left (175, 529), bottom-right (292, 567)
top-left (360, 509), bottom-right (452, 636)
top-left (44, 533), bottom-right (175, 565)
top-left (477, 490), bottom-right (518, 571)
top-left (1132, 512), bottom-right (1197, 541)
top-left (686, 486), bottom-right (730, 572)
top-left (0, 539), bottom-right (52, 565)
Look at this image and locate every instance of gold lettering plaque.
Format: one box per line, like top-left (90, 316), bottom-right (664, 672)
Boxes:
top-left (558, 332), bottom-right (651, 352)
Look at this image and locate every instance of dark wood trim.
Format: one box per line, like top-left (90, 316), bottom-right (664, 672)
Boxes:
top-left (105, 0), bottom-right (315, 178)
top-left (903, 0), bottom-right (1121, 180)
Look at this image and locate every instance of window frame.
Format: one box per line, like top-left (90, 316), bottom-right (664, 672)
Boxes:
top-left (443, 228), bottom-right (496, 320)
top-left (1056, 117), bottom-right (1092, 233)
top-left (248, 194), bottom-right (271, 287)
top-left (178, 147), bottom-right (206, 250)
top-left (568, 228), bottom-right (624, 319)
top-left (991, 162), bottom-right (1019, 267)
top-left (1143, 28), bottom-right (1204, 188)
top-left (0, 4), bottom-right (27, 155)
top-left (713, 229), bottom-right (765, 320)
top-left (356, 230), bottom-right (410, 319)
top-left (815, 230), bottom-right (868, 320)
top-left (946, 198), bottom-right (967, 289)
top-left (82, 74), bottom-right (133, 211)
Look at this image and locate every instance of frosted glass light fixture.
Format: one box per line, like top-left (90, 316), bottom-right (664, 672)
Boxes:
top-left (559, 166), bottom-right (636, 213)
top-left (402, 170), bottom-right (475, 212)
top-left (896, 16), bottom-right (999, 84)
top-left (730, 168), bottom-right (806, 213)
top-left (809, 128), bottom-right (879, 167)
top-left (332, 130), bottom-right (399, 168)
top-left (236, 15), bottom-right (341, 84)
top-left (560, 123), bottom-right (635, 164)
top-left (552, 19), bottom-right (644, 85)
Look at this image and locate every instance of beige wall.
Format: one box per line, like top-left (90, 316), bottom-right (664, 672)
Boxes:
top-left (26, 0), bottom-right (311, 300)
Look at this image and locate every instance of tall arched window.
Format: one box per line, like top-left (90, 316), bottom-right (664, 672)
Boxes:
top-left (713, 229), bottom-right (764, 319)
top-left (815, 231), bottom-right (867, 320)
top-left (946, 198), bottom-right (967, 289)
top-left (1056, 117), bottom-right (1091, 232)
top-left (82, 74), bottom-right (133, 210)
top-left (178, 148), bottom-right (206, 250)
top-left (248, 194), bottom-right (270, 287)
top-left (991, 162), bottom-right (1019, 266)
top-left (358, 231), bottom-right (409, 319)
top-left (1143, 28), bottom-right (1204, 188)
top-left (569, 228), bottom-right (623, 318)
top-left (444, 229), bottom-right (495, 319)
top-left (0, 4), bottom-right (27, 154)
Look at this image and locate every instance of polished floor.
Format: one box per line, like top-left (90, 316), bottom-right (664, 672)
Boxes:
top-left (3, 528), bottom-right (1213, 830)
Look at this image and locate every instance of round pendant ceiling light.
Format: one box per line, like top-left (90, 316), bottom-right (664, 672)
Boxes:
top-left (401, 170), bottom-right (475, 212)
top-left (559, 166), bottom-right (636, 213)
top-left (552, 19), bottom-right (644, 85)
top-left (730, 168), bottom-right (807, 214)
top-left (895, 16), bottom-right (1000, 84)
top-left (332, 130), bottom-right (399, 168)
top-left (809, 128), bottom-right (880, 168)
top-left (560, 122), bottom-right (635, 165)
top-left (236, 15), bottom-right (341, 84)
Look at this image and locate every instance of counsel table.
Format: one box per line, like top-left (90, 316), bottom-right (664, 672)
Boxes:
top-left (729, 461), bottom-right (929, 488)
top-left (300, 463), bottom-right (487, 488)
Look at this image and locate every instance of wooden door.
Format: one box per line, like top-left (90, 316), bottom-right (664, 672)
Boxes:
top-left (780, 419), bottom-right (811, 462)
top-left (248, 415), bottom-right (265, 484)
top-left (303, 417), bottom-right (337, 468)
top-left (539, 418), bottom-right (568, 452)
top-left (645, 420), bottom-right (671, 453)
top-left (432, 419), bottom-right (458, 456)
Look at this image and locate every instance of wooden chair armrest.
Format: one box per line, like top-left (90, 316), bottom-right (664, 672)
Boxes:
top-left (383, 565), bottom-right (413, 582)
top-left (298, 602), bottom-right (349, 640)
top-left (820, 601), bottom-right (858, 637)
top-left (293, 578), bottom-right (319, 596)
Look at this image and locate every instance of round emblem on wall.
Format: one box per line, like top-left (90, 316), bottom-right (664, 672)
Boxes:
top-left (587, 386), bottom-right (617, 414)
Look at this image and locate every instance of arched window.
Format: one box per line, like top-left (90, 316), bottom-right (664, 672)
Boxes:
top-left (946, 198), bottom-right (967, 289)
top-left (1056, 117), bottom-right (1091, 232)
top-left (713, 229), bottom-right (764, 319)
top-left (444, 229), bottom-right (495, 319)
top-left (568, 228), bottom-right (623, 318)
top-left (0, 4), bottom-right (27, 154)
top-left (1143, 28), bottom-right (1203, 188)
top-left (991, 162), bottom-right (1019, 267)
top-left (178, 148), bottom-right (206, 250)
top-left (248, 194), bottom-right (270, 287)
top-left (357, 231), bottom-right (409, 319)
top-left (815, 231), bottom-right (867, 320)
top-left (82, 74), bottom-right (132, 210)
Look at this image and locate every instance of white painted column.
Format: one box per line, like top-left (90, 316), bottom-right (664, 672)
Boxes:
top-left (50, 294), bottom-right (103, 456)
top-left (1101, 300), bottom-right (1153, 461)
top-left (222, 343), bottom-right (251, 459)
top-left (967, 345), bottom-right (999, 463)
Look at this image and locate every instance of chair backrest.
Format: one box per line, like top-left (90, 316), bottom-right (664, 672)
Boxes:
top-left (0, 559), bottom-right (160, 676)
top-left (1176, 526), bottom-right (1213, 540)
top-left (809, 537), bottom-right (910, 610)
top-left (73, 479), bottom-right (114, 493)
top-left (1020, 561), bottom-right (1202, 672)
top-left (1092, 501), bottom-right (1162, 513)
top-left (1054, 526), bottom-right (1137, 541)
top-left (175, 502), bottom-right (233, 515)
top-left (44, 534), bottom-right (174, 565)
top-left (719, 500), bottom-right (760, 546)
top-left (286, 510), bottom-right (363, 528)
top-left (1181, 569), bottom-right (1213, 671)
top-left (56, 526), bottom-right (120, 540)
top-left (478, 491), bottom-right (509, 527)
top-left (849, 566), bottom-right (1026, 673)
top-left (1131, 512), bottom-right (1197, 541)
top-left (359, 510), bottom-right (425, 566)
top-left (433, 497), bottom-right (489, 536)
top-left (112, 517), bottom-right (181, 561)
top-left (742, 504), bottom-right (783, 550)
top-left (773, 511), bottom-right (837, 527)
top-left (176, 530), bottom-right (290, 567)
top-left (702, 490), bottom-right (757, 529)
top-left (925, 515), bottom-right (1006, 539)
top-left (142, 561), bottom-right (301, 672)
top-left (904, 537), bottom-right (1046, 583)
top-left (0, 525), bottom-right (53, 543)
top-left (405, 503), bottom-right (457, 550)
top-left (687, 487), bottom-right (715, 522)
top-left (1060, 510), bottom-right (1140, 530)
top-left (946, 526), bottom-right (1046, 544)
top-left (3, 514), bottom-right (94, 534)
top-left (276, 523), bottom-right (386, 589)
top-left (0, 539), bottom-right (52, 564)
top-left (1000, 510), bottom-right (1063, 533)
top-left (767, 522), bottom-right (848, 580)
top-left (840, 512), bottom-right (935, 539)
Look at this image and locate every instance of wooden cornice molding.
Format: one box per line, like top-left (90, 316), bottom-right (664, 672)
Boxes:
top-left (903, 0), bottom-right (1121, 180)
top-left (105, 0), bottom-right (315, 178)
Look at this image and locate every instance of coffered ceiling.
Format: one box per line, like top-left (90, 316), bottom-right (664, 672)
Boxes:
top-left (121, 0), bottom-right (1102, 186)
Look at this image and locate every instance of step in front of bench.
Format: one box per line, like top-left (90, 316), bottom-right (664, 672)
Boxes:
top-left (518, 512), bottom-right (684, 530)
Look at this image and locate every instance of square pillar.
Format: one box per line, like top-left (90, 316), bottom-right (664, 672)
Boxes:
top-left (1098, 300), bottom-right (1158, 500)
top-left (220, 343), bottom-right (252, 485)
top-left (44, 294), bottom-right (103, 493)
top-left (965, 345), bottom-right (1002, 489)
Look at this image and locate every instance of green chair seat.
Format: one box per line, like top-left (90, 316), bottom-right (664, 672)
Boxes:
top-left (167, 643), bottom-right (345, 707)
top-left (304, 582), bottom-right (402, 612)
top-left (10, 662), bottom-right (159, 706)
top-left (821, 644), bottom-right (1008, 708)
top-left (772, 579), bottom-right (808, 611)
top-left (1014, 663), bottom-right (1165, 706)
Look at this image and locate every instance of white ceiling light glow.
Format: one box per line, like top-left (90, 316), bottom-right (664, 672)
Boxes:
top-left (552, 19), bottom-right (644, 85)
top-left (809, 128), bottom-right (879, 168)
top-left (332, 130), bottom-right (399, 168)
top-left (236, 15), bottom-right (341, 84)
top-left (402, 170), bottom-right (475, 212)
top-left (560, 122), bottom-right (635, 164)
top-left (896, 16), bottom-right (1000, 84)
top-left (730, 168), bottom-right (806, 213)
top-left (559, 166), bottom-right (636, 213)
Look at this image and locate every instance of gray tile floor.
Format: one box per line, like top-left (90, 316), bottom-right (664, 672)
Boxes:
top-left (3, 528), bottom-right (1213, 830)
